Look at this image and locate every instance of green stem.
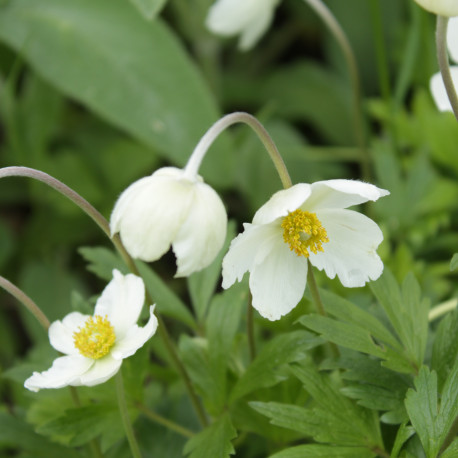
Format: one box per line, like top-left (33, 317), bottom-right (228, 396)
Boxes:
top-left (184, 112), bottom-right (292, 189)
top-left (306, 261), bottom-right (340, 358)
top-left (116, 371), bottom-right (142, 458)
top-left (0, 275), bottom-right (50, 331)
top-left (136, 403), bottom-right (195, 438)
top-left (302, 0), bottom-right (370, 181)
top-left (436, 15), bottom-right (458, 120)
top-left (428, 298), bottom-right (457, 321)
top-left (247, 299), bottom-right (256, 362)
top-left (0, 166), bottom-right (208, 428)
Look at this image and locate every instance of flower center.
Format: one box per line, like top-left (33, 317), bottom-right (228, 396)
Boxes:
top-left (281, 209), bottom-right (329, 257)
top-left (73, 315), bottom-right (116, 359)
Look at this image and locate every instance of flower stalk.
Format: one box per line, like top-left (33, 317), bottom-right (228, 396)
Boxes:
top-left (436, 15), bottom-right (458, 121)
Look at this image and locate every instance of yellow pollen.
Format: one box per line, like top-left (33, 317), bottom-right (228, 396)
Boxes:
top-left (73, 315), bottom-right (116, 359)
top-left (281, 209), bottom-right (329, 257)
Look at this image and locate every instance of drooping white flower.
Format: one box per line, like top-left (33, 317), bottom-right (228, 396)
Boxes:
top-left (413, 0), bottom-right (458, 17)
top-left (222, 180), bottom-right (389, 321)
top-left (110, 167), bottom-right (227, 277)
top-left (206, 0), bottom-right (281, 51)
top-left (430, 17), bottom-right (458, 111)
top-left (25, 270), bottom-right (157, 391)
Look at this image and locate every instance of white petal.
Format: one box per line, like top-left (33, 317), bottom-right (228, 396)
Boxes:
top-left (414, 0), bottom-right (458, 17)
top-left (111, 306), bottom-right (158, 360)
top-left (448, 17), bottom-right (458, 62)
top-left (222, 223), bottom-right (281, 289)
top-left (309, 209), bottom-right (384, 287)
top-left (78, 356), bottom-right (122, 386)
top-left (305, 180), bottom-right (389, 211)
top-left (48, 312), bottom-right (90, 355)
top-left (253, 184), bottom-right (312, 225)
top-left (94, 270), bottom-right (145, 338)
top-left (24, 355), bottom-right (93, 392)
top-left (110, 167), bottom-right (194, 262)
top-left (430, 68), bottom-right (458, 112)
top-left (238, 7), bottom-right (274, 51)
top-left (173, 181), bottom-right (227, 277)
top-left (249, 237), bottom-right (308, 321)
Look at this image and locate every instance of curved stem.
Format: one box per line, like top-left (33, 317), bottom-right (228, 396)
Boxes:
top-left (136, 402), bottom-right (195, 438)
top-left (436, 15), bottom-right (458, 121)
top-left (0, 275), bottom-right (50, 331)
top-left (116, 371), bottom-right (142, 458)
top-left (302, 0), bottom-right (370, 181)
top-left (184, 112), bottom-right (292, 189)
top-left (428, 298), bottom-right (457, 322)
top-left (0, 166), bottom-right (207, 428)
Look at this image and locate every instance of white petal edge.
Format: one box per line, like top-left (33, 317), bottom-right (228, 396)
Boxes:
top-left (414, 0), bottom-right (458, 17)
top-left (249, 236), bottom-right (308, 321)
top-left (430, 68), bottom-right (458, 112)
top-left (222, 223), bottom-right (282, 289)
top-left (94, 270), bottom-right (145, 339)
top-left (111, 306), bottom-right (158, 360)
top-left (309, 209), bottom-right (384, 287)
top-left (448, 17), bottom-right (458, 62)
top-left (238, 5), bottom-right (274, 51)
top-left (173, 182), bottom-right (227, 277)
top-left (48, 312), bottom-right (90, 355)
top-left (253, 183), bottom-right (312, 225)
top-left (78, 356), bottom-right (123, 387)
top-left (24, 355), bottom-right (93, 392)
top-left (305, 179), bottom-right (390, 211)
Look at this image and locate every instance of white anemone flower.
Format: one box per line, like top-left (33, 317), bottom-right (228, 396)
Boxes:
top-left (222, 180), bottom-right (389, 321)
top-left (414, 0), bottom-right (458, 16)
top-left (206, 0), bottom-right (280, 51)
top-left (25, 270), bottom-right (158, 391)
top-left (110, 167), bottom-right (227, 277)
top-left (430, 17), bottom-right (458, 111)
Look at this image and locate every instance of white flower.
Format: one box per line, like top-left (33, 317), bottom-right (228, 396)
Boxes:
top-left (414, 0), bottom-right (458, 16)
top-left (206, 0), bottom-right (280, 51)
top-left (110, 167), bottom-right (227, 277)
top-left (25, 270), bottom-right (158, 391)
top-left (222, 180), bottom-right (389, 321)
top-left (430, 17), bottom-right (458, 111)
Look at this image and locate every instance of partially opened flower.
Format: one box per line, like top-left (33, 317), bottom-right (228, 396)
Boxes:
top-left (430, 17), bottom-right (458, 111)
top-left (110, 167), bottom-right (227, 277)
top-left (222, 180), bottom-right (389, 321)
top-left (25, 270), bottom-right (157, 391)
top-left (413, 0), bottom-right (458, 16)
top-left (206, 0), bottom-right (280, 51)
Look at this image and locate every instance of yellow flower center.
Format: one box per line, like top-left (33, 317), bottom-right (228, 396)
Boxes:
top-left (73, 315), bottom-right (116, 359)
top-left (281, 209), bottom-right (329, 257)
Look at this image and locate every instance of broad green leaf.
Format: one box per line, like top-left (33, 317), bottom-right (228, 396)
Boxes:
top-left (230, 331), bottom-right (322, 402)
top-left (405, 364), bottom-right (458, 458)
top-left (298, 314), bottom-right (386, 358)
top-left (0, 411), bottom-right (79, 457)
top-left (441, 438), bottom-right (458, 458)
top-left (0, 0), bottom-right (233, 184)
top-left (269, 444), bottom-right (375, 458)
top-left (188, 221), bottom-right (236, 322)
top-left (183, 412), bottom-right (237, 458)
top-left (129, 0), bottom-right (167, 20)
top-left (390, 422), bottom-right (415, 458)
top-left (78, 246), bottom-right (128, 281)
top-left (451, 254), bottom-right (458, 271)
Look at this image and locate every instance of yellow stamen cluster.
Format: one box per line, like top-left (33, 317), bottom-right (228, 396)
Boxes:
top-left (281, 209), bottom-right (329, 257)
top-left (73, 315), bottom-right (116, 359)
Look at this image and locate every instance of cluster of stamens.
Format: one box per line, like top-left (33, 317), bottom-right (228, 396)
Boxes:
top-left (73, 315), bottom-right (116, 359)
top-left (281, 209), bottom-right (329, 257)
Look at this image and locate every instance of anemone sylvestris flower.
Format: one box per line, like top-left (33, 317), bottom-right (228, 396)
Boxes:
top-left (206, 0), bottom-right (280, 51)
top-left (430, 17), bottom-right (458, 111)
top-left (110, 167), bottom-right (227, 277)
top-left (222, 180), bottom-right (389, 321)
top-left (414, 0), bottom-right (458, 16)
top-left (25, 270), bottom-right (157, 391)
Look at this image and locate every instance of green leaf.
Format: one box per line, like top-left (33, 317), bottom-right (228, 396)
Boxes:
top-left (129, 0), bottom-right (167, 20)
top-left (451, 254), bottom-right (458, 271)
top-left (269, 444), bottom-right (375, 458)
top-left (230, 331), bottom-right (322, 402)
top-left (0, 0), bottom-right (232, 184)
top-left (390, 422), bottom-right (415, 458)
top-left (183, 413), bottom-right (237, 458)
top-left (188, 221), bottom-right (236, 322)
top-left (404, 364), bottom-right (458, 458)
top-left (441, 438), bottom-right (458, 458)
top-left (78, 246), bottom-right (128, 281)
